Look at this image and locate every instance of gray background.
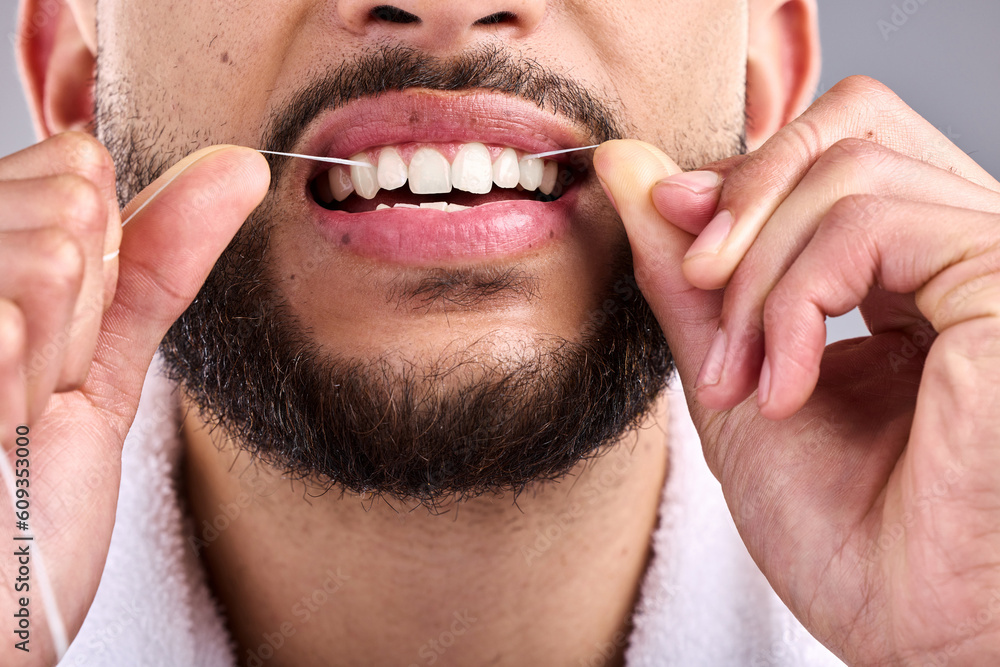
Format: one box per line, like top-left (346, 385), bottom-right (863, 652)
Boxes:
top-left (3, 0), bottom-right (999, 341)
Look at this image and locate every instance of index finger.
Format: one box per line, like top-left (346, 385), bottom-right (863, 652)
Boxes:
top-left (0, 133), bottom-right (119, 213)
top-left (683, 75), bottom-right (1000, 290)
top-left (0, 133), bottom-right (122, 292)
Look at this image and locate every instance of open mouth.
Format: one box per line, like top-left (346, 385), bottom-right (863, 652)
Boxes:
top-left (309, 141), bottom-right (572, 213)
top-left (295, 91), bottom-right (596, 263)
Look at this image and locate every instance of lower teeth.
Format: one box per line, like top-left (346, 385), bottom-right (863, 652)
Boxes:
top-left (312, 166), bottom-right (571, 212)
top-left (375, 202), bottom-right (472, 212)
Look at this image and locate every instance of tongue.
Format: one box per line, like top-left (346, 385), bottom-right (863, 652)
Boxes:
top-left (340, 187), bottom-right (539, 213)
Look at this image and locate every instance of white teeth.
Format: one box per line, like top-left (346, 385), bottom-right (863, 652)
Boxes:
top-left (373, 202), bottom-right (470, 212)
top-left (328, 145), bottom-right (562, 205)
top-left (350, 154), bottom-right (379, 199)
top-left (328, 165), bottom-right (354, 202)
top-left (409, 148), bottom-right (452, 194)
top-left (518, 157), bottom-right (544, 190)
top-left (377, 147), bottom-right (407, 190)
top-left (492, 148), bottom-right (520, 189)
top-left (540, 160), bottom-right (559, 196)
top-left (451, 142), bottom-right (493, 194)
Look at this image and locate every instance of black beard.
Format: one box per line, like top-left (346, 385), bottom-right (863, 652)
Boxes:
top-left (96, 45), bottom-right (743, 506)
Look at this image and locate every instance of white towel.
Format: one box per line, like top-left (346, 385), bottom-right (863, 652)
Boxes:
top-left (61, 359), bottom-right (234, 666)
top-left (61, 360), bottom-right (843, 666)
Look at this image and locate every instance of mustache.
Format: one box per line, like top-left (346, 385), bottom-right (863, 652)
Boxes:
top-left (260, 43), bottom-right (629, 182)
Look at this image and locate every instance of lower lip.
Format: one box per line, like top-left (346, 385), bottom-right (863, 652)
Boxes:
top-left (311, 190), bottom-right (577, 265)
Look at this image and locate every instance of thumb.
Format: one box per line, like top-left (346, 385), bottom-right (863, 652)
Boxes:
top-left (594, 139), bottom-right (723, 394)
top-left (88, 145), bottom-right (270, 429)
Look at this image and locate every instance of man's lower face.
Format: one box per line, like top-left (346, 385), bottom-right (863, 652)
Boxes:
top-left (98, 45), bottom-right (741, 504)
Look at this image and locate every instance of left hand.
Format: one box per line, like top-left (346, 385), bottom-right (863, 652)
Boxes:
top-left (595, 75), bottom-right (1000, 664)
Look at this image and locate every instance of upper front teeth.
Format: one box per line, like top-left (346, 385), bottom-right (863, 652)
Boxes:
top-left (376, 147), bottom-right (407, 191)
top-left (492, 148), bottom-right (520, 189)
top-left (450, 143), bottom-right (492, 194)
top-left (408, 147), bottom-right (452, 195)
top-left (518, 157), bottom-right (544, 191)
top-left (327, 143), bottom-right (562, 203)
top-left (350, 154), bottom-right (380, 199)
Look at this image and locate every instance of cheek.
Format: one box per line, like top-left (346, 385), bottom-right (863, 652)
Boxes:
top-left (99, 0), bottom-right (307, 149)
top-left (581, 2), bottom-right (748, 164)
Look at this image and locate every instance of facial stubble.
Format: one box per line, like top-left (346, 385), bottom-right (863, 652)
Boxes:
top-left (97, 45), bottom-right (744, 506)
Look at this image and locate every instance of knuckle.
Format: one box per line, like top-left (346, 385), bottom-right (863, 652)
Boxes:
top-left (723, 118), bottom-right (825, 205)
top-left (820, 196), bottom-right (887, 288)
top-left (52, 131), bottom-right (114, 177)
top-left (827, 137), bottom-right (885, 163)
top-left (49, 174), bottom-right (107, 232)
top-left (833, 75), bottom-right (887, 94)
top-left (828, 75), bottom-right (899, 109)
top-left (762, 287), bottom-right (813, 351)
top-left (781, 117), bottom-right (827, 162)
top-left (826, 194), bottom-right (887, 231)
top-left (720, 161), bottom-right (787, 212)
top-left (817, 139), bottom-right (895, 180)
top-left (30, 227), bottom-right (86, 293)
top-left (923, 250), bottom-right (1000, 332)
top-left (811, 77), bottom-right (909, 145)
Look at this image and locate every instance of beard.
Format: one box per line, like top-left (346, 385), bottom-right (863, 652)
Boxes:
top-left (97, 44), bottom-right (742, 505)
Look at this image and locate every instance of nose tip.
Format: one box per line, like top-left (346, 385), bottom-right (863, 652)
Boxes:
top-left (337, 1), bottom-right (546, 48)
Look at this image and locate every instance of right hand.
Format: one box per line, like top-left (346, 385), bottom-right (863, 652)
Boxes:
top-left (0, 132), bottom-right (269, 665)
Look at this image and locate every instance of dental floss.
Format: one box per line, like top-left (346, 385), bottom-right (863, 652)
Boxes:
top-left (521, 144), bottom-right (600, 160)
top-left (259, 146), bottom-right (601, 165)
top-left (101, 144), bottom-right (601, 263)
top-left (0, 442), bottom-right (69, 659)
top-left (256, 150), bottom-right (374, 168)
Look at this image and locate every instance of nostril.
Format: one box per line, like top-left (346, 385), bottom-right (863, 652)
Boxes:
top-left (371, 5), bottom-right (421, 24)
top-left (475, 11), bottom-right (517, 26)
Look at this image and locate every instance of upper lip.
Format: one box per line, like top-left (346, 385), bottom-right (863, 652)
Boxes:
top-left (295, 90), bottom-right (592, 182)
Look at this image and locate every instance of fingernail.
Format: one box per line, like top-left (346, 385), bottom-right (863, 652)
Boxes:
top-left (684, 209), bottom-right (734, 260)
top-left (658, 170), bottom-right (720, 195)
top-left (597, 176), bottom-right (620, 215)
top-left (758, 356), bottom-right (772, 407)
top-left (696, 328), bottom-right (728, 389)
